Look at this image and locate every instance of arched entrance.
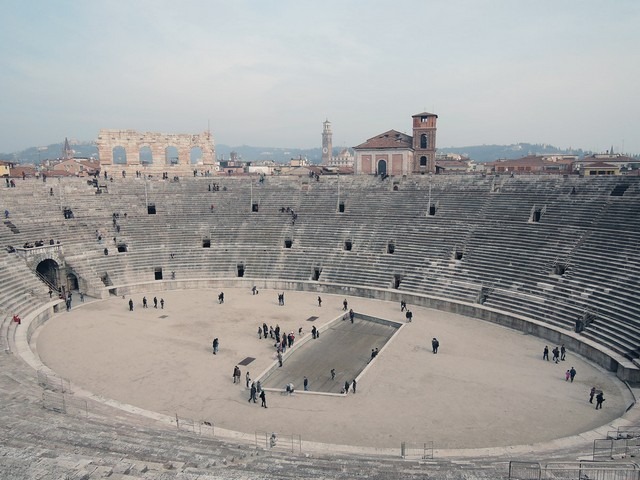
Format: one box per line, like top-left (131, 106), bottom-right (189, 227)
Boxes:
top-left (66, 271), bottom-right (79, 291)
top-left (377, 159), bottom-right (387, 176)
top-left (36, 259), bottom-right (59, 290)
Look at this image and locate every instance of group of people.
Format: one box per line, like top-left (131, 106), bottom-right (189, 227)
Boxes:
top-left (129, 296), bottom-right (165, 311)
top-left (247, 379), bottom-right (267, 407)
top-left (22, 239), bottom-right (58, 248)
top-left (543, 345), bottom-right (608, 410)
top-left (141, 296), bottom-right (164, 309)
top-left (542, 344), bottom-right (566, 363)
top-left (279, 207), bottom-right (298, 225)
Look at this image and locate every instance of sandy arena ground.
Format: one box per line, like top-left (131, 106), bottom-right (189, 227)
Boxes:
top-left (35, 288), bottom-right (627, 449)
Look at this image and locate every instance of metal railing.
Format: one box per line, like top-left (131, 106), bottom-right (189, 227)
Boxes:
top-left (255, 431), bottom-right (302, 453)
top-left (401, 441), bottom-right (434, 459)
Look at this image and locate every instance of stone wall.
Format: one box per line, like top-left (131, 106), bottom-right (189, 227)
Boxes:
top-left (97, 129), bottom-right (215, 167)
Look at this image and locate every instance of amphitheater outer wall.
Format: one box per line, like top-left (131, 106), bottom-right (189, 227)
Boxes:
top-left (100, 277), bottom-right (639, 384)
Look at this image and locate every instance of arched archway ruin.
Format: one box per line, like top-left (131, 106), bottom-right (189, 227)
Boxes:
top-left (97, 129), bottom-right (215, 167)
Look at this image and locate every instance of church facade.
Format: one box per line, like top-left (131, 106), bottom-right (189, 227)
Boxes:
top-left (354, 112), bottom-right (438, 175)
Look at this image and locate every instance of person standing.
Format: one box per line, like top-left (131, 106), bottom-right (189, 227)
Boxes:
top-left (260, 390), bottom-right (267, 408)
top-left (343, 299), bottom-right (348, 311)
top-left (432, 338), bottom-right (439, 354)
top-left (128, 298), bottom-right (134, 311)
top-left (344, 380), bottom-right (350, 394)
top-left (153, 297), bottom-right (158, 308)
top-left (143, 296), bottom-right (148, 308)
top-left (317, 296), bottom-right (322, 307)
top-left (160, 298), bottom-right (164, 309)
top-left (331, 368), bottom-right (336, 380)
top-left (543, 346), bottom-right (549, 361)
top-left (560, 344), bottom-right (566, 361)
top-left (246, 371), bottom-right (251, 388)
top-left (352, 379), bottom-right (357, 394)
top-left (349, 309), bottom-right (355, 323)
top-left (595, 391), bottom-right (605, 410)
top-left (277, 350), bottom-right (283, 367)
top-left (212, 338), bottom-right (219, 355)
top-left (249, 382), bottom-right (257, 403)
top-left (589, 386), bottom-right (596, 404)
top-left (303, 377), bottom-right (309, 391)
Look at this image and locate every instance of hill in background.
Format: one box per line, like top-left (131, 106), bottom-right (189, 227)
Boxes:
top-left (0, 141), bottom-right (600, 165)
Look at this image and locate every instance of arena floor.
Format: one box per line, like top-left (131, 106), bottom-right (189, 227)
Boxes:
top-left (35, 288), bottom-right (628, 450)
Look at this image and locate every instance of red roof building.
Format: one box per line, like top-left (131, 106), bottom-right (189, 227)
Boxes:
top-left (353, 112), bottom-right (438, 175)
top-left (486, 155), bottom-right (574, 174)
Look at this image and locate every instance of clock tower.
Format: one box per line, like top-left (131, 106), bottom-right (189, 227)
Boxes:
top-left (321, 119), bottom-right (332, 165)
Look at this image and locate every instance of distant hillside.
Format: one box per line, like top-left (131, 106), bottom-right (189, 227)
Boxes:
top-left (438, 143), bottom-right (590, 163)
top-left (1, 141), bottom-right (624, 165)
top-left (0, 142), bottom-right (329, 165)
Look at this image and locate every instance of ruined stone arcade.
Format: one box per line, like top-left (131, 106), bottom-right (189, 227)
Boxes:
top-left (97, 129), bottom-right (215, 169)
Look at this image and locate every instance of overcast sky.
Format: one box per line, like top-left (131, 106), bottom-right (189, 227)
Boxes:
top-left (1, 0), bottom-right (638, 154)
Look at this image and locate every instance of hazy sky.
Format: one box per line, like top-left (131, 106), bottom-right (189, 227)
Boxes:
top-left (1, 0), bottom-right (638, 154)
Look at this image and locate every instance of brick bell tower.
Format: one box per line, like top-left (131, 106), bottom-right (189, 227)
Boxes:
top-left (321, 119), bottom-right (332, 165)
top-left (412, 112), bottom-right (438, 173)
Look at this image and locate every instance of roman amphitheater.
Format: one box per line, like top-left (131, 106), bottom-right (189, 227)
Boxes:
top-left (1, 172), bottom-right (640, 479)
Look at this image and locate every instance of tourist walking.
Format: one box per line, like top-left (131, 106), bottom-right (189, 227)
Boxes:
top-left (595, 391), bottom-right (605, 410)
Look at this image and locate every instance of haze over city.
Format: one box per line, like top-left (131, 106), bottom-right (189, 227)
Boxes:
top-left (1, 0), bottom-right (638, 155)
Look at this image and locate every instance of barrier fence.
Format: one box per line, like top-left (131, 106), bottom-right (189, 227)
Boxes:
top-left (400, 441), bottom-right (434, 459)
top-left (37, 369), bottom-right (72, 393)
top-left (509, 461), bottom-right (640, 480)
top-left (255, 431), bottom-right (302, 453)
top-left (42, 390), bottom-right (88, 417)
top-left (594, 438), bottom-right (640, 461)
top-left (175, 413), bottom-right (215, 437)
